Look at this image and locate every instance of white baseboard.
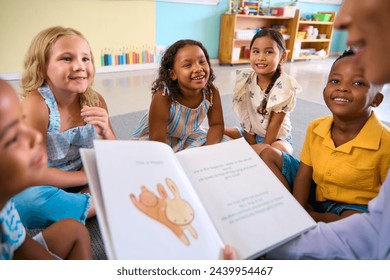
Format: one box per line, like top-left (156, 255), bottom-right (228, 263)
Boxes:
top-left (0, 72), bottom-right (21, 81)
top-left (0, 60), bottom-right (221, 81)
top-left (95, 63), bottom-right (159, 74)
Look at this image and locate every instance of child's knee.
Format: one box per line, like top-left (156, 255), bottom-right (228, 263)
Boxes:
top-left (61, 218), bottom-right (88, 231)
top-left (271, 140), bottom-right (293, 154)
top-left (224, 127), bottom-right (243, 139)
top-left (260, 147), bottom-right (280, 164)
top-left (59, 218), bottom-right (91, 241)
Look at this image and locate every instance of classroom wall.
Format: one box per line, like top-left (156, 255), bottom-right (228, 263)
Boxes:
top-left (0, 0), bottom-right (155, 74)
top-left (0, 0), bottom-right (346, 76)
top-left (155, 0), bottom-right (346, 59)
top-left (156, 0), bottom-right (228, 59)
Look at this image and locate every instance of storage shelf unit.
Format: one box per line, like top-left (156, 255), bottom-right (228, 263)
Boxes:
top-left (218, 13), bottom-right (295, 65)
top-left (218, 10), bottom-right (336, 64)
top-left (291, 10), bottom-right (336, 61)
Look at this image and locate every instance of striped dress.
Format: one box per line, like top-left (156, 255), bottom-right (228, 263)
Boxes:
top-left (132, 91), bottom-right (220, 152)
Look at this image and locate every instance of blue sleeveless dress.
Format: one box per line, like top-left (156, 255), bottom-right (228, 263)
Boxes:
top-left (132, 89), bottom-right (228, 152)
top-left (14, 84), bottom-right (97, 229)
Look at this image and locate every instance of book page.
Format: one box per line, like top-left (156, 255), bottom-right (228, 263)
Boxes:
top-left (176, 138), bottom-right (316, 259)
top-left (92, 140), bottom-right (223, 260)
top-left (80, 149), bottom-right (115, 259)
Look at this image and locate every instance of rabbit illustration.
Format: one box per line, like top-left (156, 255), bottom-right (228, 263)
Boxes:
top-left (130, 186), bottom-right (166, 221)
top-left (130, 181), bottom-right (196, 246)
top-left (162, 178), bottom-right (198, 241)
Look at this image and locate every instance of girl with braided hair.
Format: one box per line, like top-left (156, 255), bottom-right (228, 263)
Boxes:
top-left (225, 28), bottom-right (301, 155)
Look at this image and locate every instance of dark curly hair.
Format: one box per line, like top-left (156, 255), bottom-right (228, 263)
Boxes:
top-left (151, 39), bottom-right (215, 101)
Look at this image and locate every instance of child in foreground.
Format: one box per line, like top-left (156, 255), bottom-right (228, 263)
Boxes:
top-left (13, 26), bottom-right (116, 229)
top-left (0, 80), bottom-right (92, 260)
top-left (225, 28), bottom-right (301, 155)
top-left (131, 39), bottom-right (228, 152)
top-left (260, 50), bottom-right (390, 223)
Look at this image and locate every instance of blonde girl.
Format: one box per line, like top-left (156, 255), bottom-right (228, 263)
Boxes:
top-left (14, 26), bottom-right (116, 229)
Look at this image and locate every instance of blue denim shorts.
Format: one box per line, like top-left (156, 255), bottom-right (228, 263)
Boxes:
top-left (281, 151), bottom-right (300, 189)
top-left (312, 200), bottom-right (368, 215)
top-left (256, 134), bottom-right (293, 146)
top-left (236, 127), bottom-right (293, 146)
top-left (13, 185), bottom-right (91, 229)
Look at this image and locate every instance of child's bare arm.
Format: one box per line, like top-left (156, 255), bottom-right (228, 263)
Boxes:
top-left (148, 91), bottom-right (171, 144)
top-left (21, 93), bottom-right (87, 188)
top-left (292, 163), bottom-right (314, 208)
top-left (81, 94), bottom-right (116, 140)
top-left (206, 84), bottom-right (224, 145)
top-left (22, 92), bottom-right (49, 146)
top-left (263, 111), bottom-right (286, 144)
top-left (44, 167), bottom-right (88, 188)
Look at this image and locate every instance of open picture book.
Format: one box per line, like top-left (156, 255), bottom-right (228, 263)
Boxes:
top-left (80, 138), bottom-right (316, 260)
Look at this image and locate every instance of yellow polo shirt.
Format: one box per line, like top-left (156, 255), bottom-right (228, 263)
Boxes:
top-left (300, 112), bottom-right (390, 205)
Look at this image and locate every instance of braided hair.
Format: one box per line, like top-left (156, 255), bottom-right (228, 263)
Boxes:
top-left (250, 28), bottom-right (286, 115)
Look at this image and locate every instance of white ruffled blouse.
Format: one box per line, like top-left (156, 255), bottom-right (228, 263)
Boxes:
top-left (232, 69), bottom-right (302, 139)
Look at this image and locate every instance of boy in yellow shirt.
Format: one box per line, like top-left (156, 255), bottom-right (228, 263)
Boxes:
top-left (260, 49), bottom-right (390, 223)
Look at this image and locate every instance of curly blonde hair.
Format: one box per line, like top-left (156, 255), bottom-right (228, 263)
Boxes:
top-left (21, 26), bottom-right (99, 106)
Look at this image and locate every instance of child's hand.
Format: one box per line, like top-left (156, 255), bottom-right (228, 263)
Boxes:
top-left (81, 105), bottom-right (115, 139)
top-left (223, 244), bottom-right (237, 260)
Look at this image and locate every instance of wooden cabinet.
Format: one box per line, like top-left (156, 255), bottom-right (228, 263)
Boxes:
top-left (290, 10), bottom-right (336, 61)
top-left (218, 13), bottom-right (296, 65)
top-left (218, 9), bottom-right (336, 64)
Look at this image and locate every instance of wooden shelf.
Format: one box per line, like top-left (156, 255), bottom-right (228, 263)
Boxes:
top-left (236, 14), bottom-right (293, 20)
top-left (291, 10), bottom-right (336, 61)
top-left (218, 13), bottom-right (296, 65)
top-left (300, 39), bottom-right (332, 43)
top-left (291, 55), bottom-right (326, 61)
top-left (233, 39), bottom-right (252, 43)
top-left (218, 9), bottom-right (336, 64)
top-left (227, 58), bottom-right (251, 65)
top-left (298, 20), bottom-right (334, 25)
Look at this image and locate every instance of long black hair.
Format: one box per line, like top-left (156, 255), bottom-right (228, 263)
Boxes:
top-left (250, 28), bottom-right (286, 115)
top-left (151, 39), bottom-right (215, 101)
